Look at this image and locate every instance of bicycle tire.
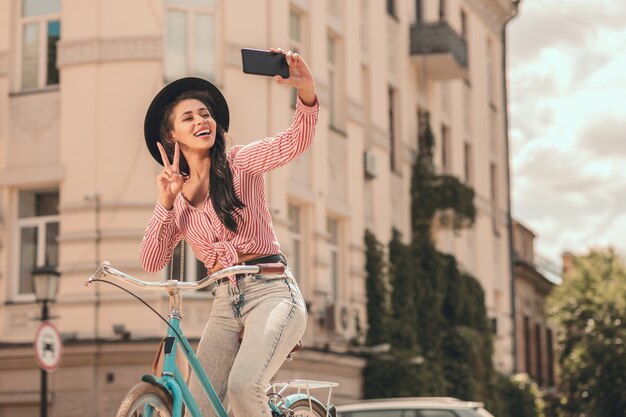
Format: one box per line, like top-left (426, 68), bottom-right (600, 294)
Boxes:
top-left (115, 382), bottom-right (173, 417)
top-left (289, 398), bottom-right (327, 417)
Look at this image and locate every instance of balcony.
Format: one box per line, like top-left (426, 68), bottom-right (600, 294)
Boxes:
top-left (410, 21), bottom-right (468, 81)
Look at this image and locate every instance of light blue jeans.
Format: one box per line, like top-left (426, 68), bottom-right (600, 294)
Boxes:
top-left (187, 269), bottom-right (307, 417)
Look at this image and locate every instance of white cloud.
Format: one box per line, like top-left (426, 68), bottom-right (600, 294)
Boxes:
top-left (507, 0), bottom-right (626, 263)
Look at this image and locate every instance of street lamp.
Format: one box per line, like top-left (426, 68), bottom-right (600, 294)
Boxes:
top-left (32, 264), bottom-right (60, 417)
top-left (33, 265), bottom-right (60, 306)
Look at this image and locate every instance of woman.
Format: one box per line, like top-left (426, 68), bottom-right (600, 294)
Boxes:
top-left (139, 49), bottom-right (317, 417)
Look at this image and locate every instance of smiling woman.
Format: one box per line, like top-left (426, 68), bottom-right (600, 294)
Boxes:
top-left (157, 89), bottom-right (243, 229)
top-left (139, 49), bottom-right (318, 417)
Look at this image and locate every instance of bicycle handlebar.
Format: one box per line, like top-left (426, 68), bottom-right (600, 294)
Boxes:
top-left (85, 261), bottom-right (287, 291)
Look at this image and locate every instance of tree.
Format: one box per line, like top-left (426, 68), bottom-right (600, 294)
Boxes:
top-left (364, 229), bottom-right (390, 347)
top-left (547, 248), bottom-right (626, 416)
top-left (364, 112), bottom-right (496, 403)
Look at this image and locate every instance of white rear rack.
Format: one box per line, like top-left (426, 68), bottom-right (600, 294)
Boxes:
top-left (267, 379), bottom-right (339, 417)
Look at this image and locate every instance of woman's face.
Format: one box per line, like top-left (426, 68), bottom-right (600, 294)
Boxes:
top-left (168, 98), bottom-right (217, 154)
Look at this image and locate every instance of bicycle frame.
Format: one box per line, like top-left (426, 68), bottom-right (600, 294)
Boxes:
top-left (155, 313), bottom-right (227, 417)
top-left (87, 262), bottom-right (336, 417)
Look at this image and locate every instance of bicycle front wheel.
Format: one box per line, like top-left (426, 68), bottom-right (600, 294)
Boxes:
top-left (115, 382), bottom-right (172, 417)
top-left (289, 398), bottom-right (327, 417)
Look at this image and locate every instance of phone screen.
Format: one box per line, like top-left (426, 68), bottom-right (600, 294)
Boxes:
top-left (241, 49), bottom-right (289, 78)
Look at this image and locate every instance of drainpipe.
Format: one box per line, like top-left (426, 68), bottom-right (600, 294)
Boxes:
top-left (502, 0), bottom-right (521, 374)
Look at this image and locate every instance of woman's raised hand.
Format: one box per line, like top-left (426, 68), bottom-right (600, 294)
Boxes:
top-left (271, 48), bottom-right (316, 106)
top-left (156, 142), bottom-right (184, 209)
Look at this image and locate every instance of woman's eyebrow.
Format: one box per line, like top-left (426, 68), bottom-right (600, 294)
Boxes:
top-left (179, 107), bottom-right (210, 119)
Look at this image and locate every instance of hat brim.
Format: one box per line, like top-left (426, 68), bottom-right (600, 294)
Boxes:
top-left (144, 77), bottom-right (230, 167)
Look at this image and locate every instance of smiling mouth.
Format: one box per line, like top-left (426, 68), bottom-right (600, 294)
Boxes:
top-left (194, 129), bottom-right (212, 137)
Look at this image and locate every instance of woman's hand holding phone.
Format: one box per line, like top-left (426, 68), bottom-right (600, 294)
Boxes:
top-left (271, 48), bottom-right (316, 106)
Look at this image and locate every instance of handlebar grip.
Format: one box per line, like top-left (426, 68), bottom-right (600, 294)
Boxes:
top-left (257, 263), bottom-right (286, 276)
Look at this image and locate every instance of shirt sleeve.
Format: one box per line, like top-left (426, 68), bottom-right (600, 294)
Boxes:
top-left (139, 202), bottom-right (183, 273)
top-left (230, 95), bottom-right (319, 174)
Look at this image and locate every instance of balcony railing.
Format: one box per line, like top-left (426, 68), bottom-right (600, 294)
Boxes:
top-left (410, 21), bottom-right (468, 80)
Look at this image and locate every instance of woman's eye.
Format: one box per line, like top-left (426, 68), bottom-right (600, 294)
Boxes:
top-left (184, 117), bottom-right (192, 121)
top-left (202, 114), bottom-right (211, 118)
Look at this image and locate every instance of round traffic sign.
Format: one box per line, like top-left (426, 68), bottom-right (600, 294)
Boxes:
top-left (34, 321), bottom-right (63, 372)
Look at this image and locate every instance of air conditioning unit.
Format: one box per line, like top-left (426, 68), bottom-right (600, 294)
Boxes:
top-left (325, 302), bottom-right (355, 338)
top-left (364, 149), bottom-right (378, 179)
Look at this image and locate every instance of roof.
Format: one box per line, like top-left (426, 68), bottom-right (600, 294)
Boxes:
top-left (336, 397), bottom-right (486, 412)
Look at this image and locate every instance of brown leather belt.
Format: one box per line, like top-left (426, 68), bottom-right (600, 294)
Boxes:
top-left (213, 253), bottom-right (288, 286)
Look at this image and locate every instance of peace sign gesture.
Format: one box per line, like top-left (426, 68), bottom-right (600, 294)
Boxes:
top-left (156, 142), bottom-right (184, 209)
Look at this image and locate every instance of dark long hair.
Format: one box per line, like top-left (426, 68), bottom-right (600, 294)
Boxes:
top-left (159, 90), bottom-right (245, 233)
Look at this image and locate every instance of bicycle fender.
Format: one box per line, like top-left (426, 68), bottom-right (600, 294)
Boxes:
top-left (141, 374), bottom-right (173, 403)
top-left (283, 394), bottom-right (327, 412)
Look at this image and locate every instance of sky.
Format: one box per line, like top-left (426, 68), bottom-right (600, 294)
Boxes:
top-left (507, 0), bottom-right (626, 265)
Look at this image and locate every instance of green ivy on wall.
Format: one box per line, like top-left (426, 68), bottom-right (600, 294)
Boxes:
top-left (361, 112), bottom-right (540, 417)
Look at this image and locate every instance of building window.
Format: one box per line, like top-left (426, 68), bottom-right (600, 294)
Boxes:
top-left (289, 10), bottom-right (305, 107)
top-left (386, 0), bottom-right (396, 17)
top-left (460, 9), bottom-right (468, 39)
top-left (490, 163), bottom-right (499, 234)
top-left (360, 0), bottom-right (369, 56)
top-left (439, 0), bottom-right (446, 21)
top-left (463, 80), bottom-right (472, 132)
top-left (327, 34), bottom-right (341, 128)
top-left (523, 316), bottom-right (531, 375)
top-left (19, 0), bottom-right (61, 90)
top-left (389, 87), bottom-right (398, 172)
top-left (489, 107), bottom-right (498, 156)
top-left (288, 205), bottom-right (303, 282)
top-left (165, 241), bottom-right (209, 291)
top-left (441, 125), bottom-right (451, 173)
top-left (17, 189), bottom-right (59, 295)
top-left (487, 37), bottom-right (496, 106)
top-left (327, 218), bottom-right (340, 303)
top-left (417, 109), bottom-right (427, 149)
top-left (415, 0), bottom-right (423, 22)
top-left (535, 323), bottom-right (544, 386)
top-left (165, 0), bottom-right (217, 82)
top-left (546, 328), bottom-right (555, 386)
top-left (463, 142), bottom-right (472, 184)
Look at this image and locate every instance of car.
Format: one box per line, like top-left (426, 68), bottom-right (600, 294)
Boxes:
top-left (336, 397), bottom-right (496, 417)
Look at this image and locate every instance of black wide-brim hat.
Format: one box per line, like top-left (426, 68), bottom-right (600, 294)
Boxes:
top-left (144, 77), bottom-right (230, 166)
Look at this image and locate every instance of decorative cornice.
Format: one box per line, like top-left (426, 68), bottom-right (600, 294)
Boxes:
top-left (56, 229), bottom-right (145, 243)
top-left (61, 200), bottom-right (155, 213)
top-left (349, 266), bottom-right (367, 278)
top-left (0, 51), bottom-right (8, 77)
top-left (465, 0), bottom-right (518, 35)
top-left (0, 164), bottom-right (64, 187)
top-left (57, 37), bottom-right (161, 67)
top-left (349, 243), bottom-right (365, 253)
top-left (290, 0), bottom-right (310, 12)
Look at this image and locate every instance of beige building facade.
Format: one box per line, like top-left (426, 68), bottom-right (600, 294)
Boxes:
top-left (512, 220), bottom-right (557, 391)
top-left (0, 0), bottom-right (518, 415)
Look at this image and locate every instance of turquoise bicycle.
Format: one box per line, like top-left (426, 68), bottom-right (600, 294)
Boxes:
top-left (86, 261), bottom-right (338, 417)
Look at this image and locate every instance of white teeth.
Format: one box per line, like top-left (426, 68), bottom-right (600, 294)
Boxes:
top-left (195, 129), bottom-right (211, 137)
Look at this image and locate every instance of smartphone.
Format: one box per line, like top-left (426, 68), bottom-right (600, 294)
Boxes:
top-left (241, 48), bottom-right (290, 78)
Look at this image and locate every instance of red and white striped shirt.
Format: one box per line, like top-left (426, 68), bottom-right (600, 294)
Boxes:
top-left (139, 96), bottom-right (319, 278)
